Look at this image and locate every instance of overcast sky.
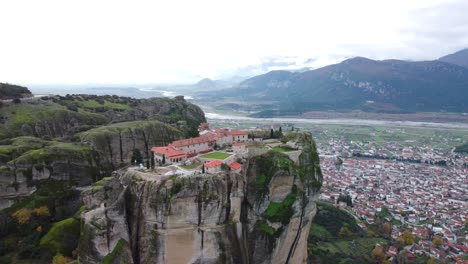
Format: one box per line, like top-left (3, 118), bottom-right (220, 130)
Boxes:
top-left (1, 0), bottom-right (468, 85)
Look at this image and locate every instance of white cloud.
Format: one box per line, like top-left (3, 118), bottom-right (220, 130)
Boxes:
top-left (0, 0), bottom-right (467, 84)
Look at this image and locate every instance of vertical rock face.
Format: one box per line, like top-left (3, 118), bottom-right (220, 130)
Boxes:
top-left (78, 132), bottom-right (322, 264)
top-left (0, 138), bottom-right (105, 210)
top-left (79, 120), bottom-right (183, 169)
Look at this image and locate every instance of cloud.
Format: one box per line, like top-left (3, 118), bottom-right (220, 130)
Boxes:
top-left (0, 0), bottom-right (467, 84)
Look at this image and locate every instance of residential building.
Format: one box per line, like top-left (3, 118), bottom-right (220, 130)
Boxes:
top-left (170, 135), bottom-right (216, 154)
top-left (205, 160), bottom-right (222, 173)
top-left (151, 146), bottom-right (187, 164)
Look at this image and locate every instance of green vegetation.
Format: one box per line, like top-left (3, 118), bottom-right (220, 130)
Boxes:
top-left (40, 217), bottom-right (80, 255)
top-left (308, 202), bottom-right (390, 264)
top-left (264, 185), bottom-right (297, 224)
top-left (10, 141), bottom-right (96, 167)
top-left (181, 162), bottom-right (202, 170)
top-left (309, 224), bottom-right (333, 242)
top-left (254, 151), bottom-right (292, 200)
top-left (271, 146), bottom-right (296, 152)
top-left (0, 103), bottom-right (108, 139)
top-left (312, 202), bottom-right (360, 237)
top-left (200, 152), bottom-right (231, 160)
top-left (100, 239), bottom-right (127, 264)
top-left (0, 94), bottom-right (206, 141)
top-left (169, 177), bottom-right (185, 197)
top-left (0, 83), bottom-right (31, 99)
top-left (78, 99), bottom-right (132, 110)
top-left (0, 181), bottom-right (81, 262)
top-left (85, 177), bottom-right (113, 192)
top-left (255, 221), bottom-right (279, 237)
top-left (311, 237), bottom-right (388, 263)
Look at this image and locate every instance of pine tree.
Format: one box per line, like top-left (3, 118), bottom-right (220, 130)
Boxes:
top-left (202, 164), bottom-right (205, 173)
top-left (162, 154), bottom-right (166, 165)
top-left (131, 149), bottom-right (143, 165)
top-left (150, 152), bottom-right (155, 169)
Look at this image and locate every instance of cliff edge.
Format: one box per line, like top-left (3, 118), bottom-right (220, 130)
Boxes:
top-left (78, 132), bottom-right (322, 264)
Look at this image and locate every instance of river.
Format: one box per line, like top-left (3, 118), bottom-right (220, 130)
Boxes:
top-left (205, 112), bottom-right (468, 129)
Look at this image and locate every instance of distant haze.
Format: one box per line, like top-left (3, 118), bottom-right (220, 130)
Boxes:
top-left (1, 0), bottom-right (468, 85)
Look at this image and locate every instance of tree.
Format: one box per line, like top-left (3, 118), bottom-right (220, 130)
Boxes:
top-left (338, 226), bottom-right (353, 238)
top-left (150, 152), bottom-right (155, 169)
top-left (279, 126), bottom-right (282, 133)
top-left (427, 257), bottom-right (435, 264)
top-left (432, 235), bottom-right (442, 247)
top-left (33, 206), bottom-right (50, 216)
top-left (337, 194), bottom-right (353, 207)
top-left (12, 208), bottom-right (32, 224)
top-left (372, 246), bottom-right (386, 264)
top-left (162, 154), bottom-right (166, 165)
top-left (131, 149), bottom-right (143, 165)
top-left (397, 249), bottom-right (409, 264)
top-left (380, 222), bottom-right (392, 236)
top-left (402, 231), bottom-right (415, 245)
top-left (202, 164), bottom-right (205, 173)
top-left (270, 129), bottom-right (274, 138)
top-left (52, 253), bottom-right (69, 264)
top-left (396, 236), bottom-right (405, 245)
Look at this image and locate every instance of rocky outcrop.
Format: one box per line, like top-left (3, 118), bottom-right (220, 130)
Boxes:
top-left (78, 132), bottom-right (322, 264)
top-left (80, 120), bottom-right (183, 169)
top-left (104, 97), bottom-right (206, 127)
top-left (0, 95), bottom-right (206, 140)
top-left (0, 137), bottom-right (107, 210)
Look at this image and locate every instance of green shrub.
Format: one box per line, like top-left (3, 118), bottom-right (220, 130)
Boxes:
top-left (39, 217), bottom-right (80, 255)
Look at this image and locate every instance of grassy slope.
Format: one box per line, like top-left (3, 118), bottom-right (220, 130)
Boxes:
top-left (199, 152), bottom-right (231, 160)
top-left (0, 83), bottom-right (31, 99)
top-left (308, 202), bottom-right (389, 264)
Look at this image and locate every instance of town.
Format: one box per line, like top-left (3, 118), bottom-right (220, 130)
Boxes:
top-left (319, 137), bottom-right (468, 262)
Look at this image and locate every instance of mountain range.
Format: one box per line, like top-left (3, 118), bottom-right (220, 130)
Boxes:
top-left (439, 48), bottom-right (468, 69)
top-left (200, 48), bottom-right (468, 116)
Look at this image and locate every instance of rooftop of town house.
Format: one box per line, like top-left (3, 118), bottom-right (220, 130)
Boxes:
top-left (170, 134), bottom-right (217, 148)
top-left (229, 162), bottom-right (242, 170)
top-left (151, 146), bottom-right (187, 158)
top-left (204, 160), bottom-right (222, 168)
top-left (227, 131), bottom-right (248, 136)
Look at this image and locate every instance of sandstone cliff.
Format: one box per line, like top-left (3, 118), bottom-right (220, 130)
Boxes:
top-left (0, 137), bottom-right (105, 210)
top-left (78, 132), bottom-right (322, 264)
top-left (0, 95), bottom-right (206, 140)
top-left (79, 120), bottom-right (183, 169)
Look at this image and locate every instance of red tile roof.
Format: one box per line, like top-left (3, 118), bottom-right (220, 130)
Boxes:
top-left (151, 146), bottom-right (187, 158)
top-left (205, 160), bottom-right (222, 168)
top-left (229, 162), bottom-right (241, 170)
top-left (228, 131), bottom-right (247, 136)
top-left (170, 135), bottom-right (216, 148)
